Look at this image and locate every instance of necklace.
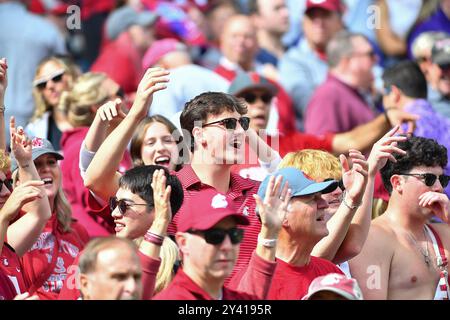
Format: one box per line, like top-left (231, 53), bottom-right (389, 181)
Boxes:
top-left (407, 226), bottom-right (431, 267)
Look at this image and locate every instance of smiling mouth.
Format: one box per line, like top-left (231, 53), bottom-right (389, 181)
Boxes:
top-left (41, 178), bottom-right (53, 185)
top-left (154, 156), bottom-right (171, 166)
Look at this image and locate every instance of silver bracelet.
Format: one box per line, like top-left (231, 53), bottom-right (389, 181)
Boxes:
top-left (258, 234), bottom-right (277, 248)
top-left (342, 190), bottom-right (361, 210)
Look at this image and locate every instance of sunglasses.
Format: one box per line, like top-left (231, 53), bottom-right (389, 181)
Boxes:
top-left (34, 70), bottom-right (65, 90)
top-left (240, 92), bottom-right (273, 104)
top-left (109, 197), bottom-right (148, 215)
top-left (0, 178), bottom-right (13, 192)
top-left (202, 117), bottom-right (250, 131)
top-left (400, 173), bottom-right (450, 188)
top-left (188, 227), bottom-right (244, 245)
top-left (324, 178), bottom-right (345, 191)
top-left (115, 87), bottom-right (125, 99)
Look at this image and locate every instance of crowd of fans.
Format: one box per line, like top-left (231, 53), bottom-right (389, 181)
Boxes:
top-left (0, 0), bottom-right (449, 300)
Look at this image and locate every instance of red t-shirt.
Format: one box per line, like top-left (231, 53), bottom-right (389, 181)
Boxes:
top-left (0, 269), bottom-right (16, 300)
top-left (20, 214), bottom-right (89, 300)
top-left (267, 257), bottom-right (344, 300)
top-left (0, 243), bottom-right (29, 295)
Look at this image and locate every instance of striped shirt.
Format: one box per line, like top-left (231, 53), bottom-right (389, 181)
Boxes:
top-left (169, 165), bottom-right (261, 280)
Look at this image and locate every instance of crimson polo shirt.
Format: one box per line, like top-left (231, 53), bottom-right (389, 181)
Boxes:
top-left (170, 165), bottom-right (261, 281)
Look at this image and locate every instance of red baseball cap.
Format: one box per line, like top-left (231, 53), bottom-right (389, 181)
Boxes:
top-left (142, 38), bottom-right (188, 69)
top-left (178, 189), bottom-right (250, 232)
top-left (302, 273), bottom-right (364, 300)
top-left (305, 0), bottom-right (344, 14)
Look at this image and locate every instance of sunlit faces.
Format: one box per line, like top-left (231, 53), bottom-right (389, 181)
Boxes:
top-left (303, 8), bottom-right (343, 50)
top-left (255, 0), bottom-right (290, 35)
top-left (140, 122), bottom-right (179, 170)
top-left (199, 110), bottom-right (247, 165)
top-left (35, 61), bottom-right (71, 108)
top-left (321, 185), bottom-right (343, 220)
top-left (395, 165), bottom-right (445, 218)
top-left (128, 24), bottom-right (155, 51)
top-left (32, 154), bottom-right (61, 202)
top-left (179, 217), bottom-right (239, 282)
top-left (80, 243), bottom-right (143, 300)
top-left (286, 193), bottom-right (330, 241)
top-left (0, 171), bottom-right (12, 209)
top-left (220, 16), bottom-right (259, 68)
top-left (111, 187), bottom-right (153, 239)
top-left (435, 64), bottom-right (450, 96)
top-left (238, 89), bottom-right (273, 131)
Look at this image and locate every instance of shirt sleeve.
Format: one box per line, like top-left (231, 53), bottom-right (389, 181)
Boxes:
top-left (138, 252), bottom-right (161, 300)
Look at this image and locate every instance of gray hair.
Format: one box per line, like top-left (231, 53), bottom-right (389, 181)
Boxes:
top-left (411, 31), bottom-right (449, 59)
top-left (326, 31), bottom-right (369, 68)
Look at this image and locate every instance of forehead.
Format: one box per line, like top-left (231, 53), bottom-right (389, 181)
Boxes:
top-left (351, 36), bottom-right (371, 51)
top-left (34, 153), bottom-right (58, 162)
top-left (95, 245), bottom-right (141, 273)
top-left (116, 187), bottom-right (145, 203)
top-left (404, 165), bottom-right (444, 175)
top-left (225, 18), bottom-right (255, 35)
top-left (144, 122), bottom-right (171, 139)
top-left (205, 109), bottom-right (241, 122)
top-left (37, 61), bottom-right (63, 77)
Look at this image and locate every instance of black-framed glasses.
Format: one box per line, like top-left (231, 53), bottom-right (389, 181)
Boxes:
top-left (188, 227), bottom-right (244, 245)
top-left (240, 92), bottom-right (273, 104)
top-left (34, 70), bottom-right (65, 90)
top-left (400, 173), bottom-right (450, 188)
top-left (0, 178), bottom-right (13, 192)
top-left (202, 117), bottom-right (250, 131)
top-left (324, 178), bottom-right (345, 191)
top-left (109, 197), bottom-right (148, 215)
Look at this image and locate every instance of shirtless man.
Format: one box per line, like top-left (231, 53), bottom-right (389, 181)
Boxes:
top-left (349, 136), bottom-right (450, 299)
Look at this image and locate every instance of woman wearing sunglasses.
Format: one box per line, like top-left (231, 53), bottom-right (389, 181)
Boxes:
top-left (26, 56), bottom-right (80, 150)
top-left (58, 72), bottom-right (132, 238)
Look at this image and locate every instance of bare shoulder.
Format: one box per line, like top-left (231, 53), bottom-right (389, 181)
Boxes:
top-left (367, 215), bottom-right (397, 245)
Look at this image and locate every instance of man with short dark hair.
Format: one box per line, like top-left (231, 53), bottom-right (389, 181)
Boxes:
top-left (382, 60), bottom-right (450, 197)
top-left (350, 136), bottom-right (450, 299)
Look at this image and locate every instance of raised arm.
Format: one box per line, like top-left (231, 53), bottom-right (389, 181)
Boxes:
top-left (0, 58), bottom-right (8, 150)
top-left (311, 150), bottom-right (368, 262)
top-left (5, 120), bottom-right (52, 256)
top-left (84, 68), bottom-right (169, 200)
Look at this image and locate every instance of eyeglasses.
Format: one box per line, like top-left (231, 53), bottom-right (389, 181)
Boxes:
top-left (324, 178), bottom-right (345, 191)
top-left (0, 178), bottom-right (13, 192)
top-left (240, 92), bottom-right (273, 104)
top-left (352, 50), bottom-right (376, 60)
top-left (34, 70), bottom-right (65, 90)
top-left (400, 173), bottom-right (450, 188)
top-left (188, 227), bottom-right (244, 245)
top-left (109, 197), bottom-right (148, 215)
top-left (202, 117), bottom-right (250, 131)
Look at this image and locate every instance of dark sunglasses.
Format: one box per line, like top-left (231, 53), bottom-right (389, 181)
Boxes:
top-left (109, 197), bottom-right (148, 215)
top-left (34, 71), bottom-right (65, 90)
top-left (0, 178), bottom-right (13, 192)
top-left (240, 92), bottom-right (273, 104)
top-left (324, 178), bottom-right (345, 191)
top-left (202, 117), bottom-right (250, 131)
top-left (115, 87), bottom-right (125, 98)
top-left (188, 227), bottom-right (244, 245)
top-left (400, 173), bottom-right (450, 188)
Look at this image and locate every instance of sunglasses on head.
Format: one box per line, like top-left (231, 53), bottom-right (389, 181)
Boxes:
top-left (34, 70), bottom-right (65, 90)
top-left (202, 117), bottom-right (250, 131)
top-left (188, 227), bottom-right (244, 245)
top-left (240, 92), bottom-right (273, 104)
top-left (400, 173), bottom-right (450, 188)
top-left (0, 178), bottom-right (13, 192)
top-left (324, 178), bottom-right (345, 191)
top-left (109, 197), bottom-right (148, 215)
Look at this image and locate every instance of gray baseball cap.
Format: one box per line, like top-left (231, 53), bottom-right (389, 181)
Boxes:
top-left (106, 6), bottom-right (158, 40)
top-left (11, 137), bottom-right (63, 172)
top-left (432, 38), bottom-right (450, 66)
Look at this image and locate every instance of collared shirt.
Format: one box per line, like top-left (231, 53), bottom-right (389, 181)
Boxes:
top-left (304, 73), bottom-right (377, 135)
top-left (169, 165), bottom-right (260, 281)
top-left (153, 251), bottom-right (276, 300)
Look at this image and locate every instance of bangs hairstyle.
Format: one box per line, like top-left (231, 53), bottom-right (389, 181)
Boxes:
top-left (180, 92), bottom-right (247, 152)
top-left (118, 165), bottom-right (184, 216)
top-left (279, 149), bottom-right (341, 181)
top-left (130, 115), bottom-right (186, 170)
top-left (32, 55), bottom-right (80, 120)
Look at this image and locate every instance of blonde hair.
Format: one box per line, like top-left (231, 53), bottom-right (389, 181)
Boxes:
top-left (60, 72), bottom-right (109, 127)
top-left (12, 164), bottom-right (73, 232)
top-left (278, 149), bottom-right (341, 181)
top-left (32, 56), bottom-right (80, 120)
top-left (134, 236), bottom-right (179, 295)
top-left (0, 150), bottom-right (11, 173)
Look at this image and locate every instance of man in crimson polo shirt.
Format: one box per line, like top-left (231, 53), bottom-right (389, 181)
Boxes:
top-left (155, 186), bottom-right (287, 300)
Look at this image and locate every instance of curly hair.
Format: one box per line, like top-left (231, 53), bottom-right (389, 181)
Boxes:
top-left (381, 136), bottom-right (448, 194)
top-left (0, 150), bottom-right (11, 173)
